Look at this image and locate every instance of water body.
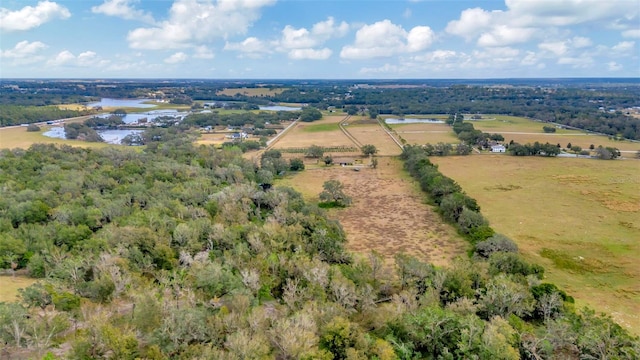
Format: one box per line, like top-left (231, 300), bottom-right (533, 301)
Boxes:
top-left (259, 105), bottom-right (302, 111)
top-left (384, 118), bottom-right (445, 124)
top-left (43, 127), bottom-right (143, 145)
top-left (98, 110), bottom-right (188, 124)
top-left (87, 98), bottom-right (156, 108)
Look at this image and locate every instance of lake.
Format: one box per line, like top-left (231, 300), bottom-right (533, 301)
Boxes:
top-left (384, 118), bottom-right (445, 124)
top-left (43, 126), bottom-right (143, 145)
top-left (259, 105), bottom-right (302, 111)
top-left (87, 98), bottom-right (156, 108)
top-left (98, 110), bottom-right (188, 124)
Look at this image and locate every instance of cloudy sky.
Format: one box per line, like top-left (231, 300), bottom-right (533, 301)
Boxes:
top-left (1, 0), bottom-right (639, 78)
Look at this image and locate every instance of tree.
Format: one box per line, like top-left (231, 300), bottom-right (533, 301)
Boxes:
top-left (543, 126), bottom-right (556, 133)
top-left (361, 144), bottom-right (377, 157)
top-left (319, 180), bottom-right (352, 207)
top-left (300, 107), bottom-right (322, 122)
top-left (566, 142), bottom-right (572, 149)
top-left (305, 145), bottom-right (324, 158)
top-left (570, 145), bottom-right (582, 155)
top-left (289, 158), bottom-right (305, 171)
top-left (323, 155), bottom-right (333, 166)
top-left (27, 124), bottom-right (41, 132)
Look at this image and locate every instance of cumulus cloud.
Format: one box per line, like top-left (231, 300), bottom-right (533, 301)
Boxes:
top-left (224, 37), bottom-right (271, 58)
top-left (447, 0), bottom-right (639, 47)
top-left (127, 0), bottom-right (276, 50)
top-left (164, 52), bottom-right (188, 64)
top-left (47, 50), bottom-right (109, 67)
top-left (611, 41), bottom-right (635, 53)
top-left (0, 1), bottom-right (70, 32)
top-left (622, 29), bottom-right (640, 38)
top-left (91, 0), bottom-right (155, 24)
top-left (193, 46), bottom-right (214, 59)
top-left (287, 48), bottom-right (332, 60)
top-left (340, 20), bottom-right (434, 59)
top-left (1, 40), bottom-right (47, 58)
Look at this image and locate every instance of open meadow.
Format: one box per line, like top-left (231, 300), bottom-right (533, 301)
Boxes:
top-left (431, 154), bottom-right (640, 334)
top-left (345, 122), bottom-right (403, 156)
top-left (0, 125), bottom-right (112, 150)
top-left (390, 122), bottom-right (459, 145)
top-left (0, 276), bottom-right (38, 302)
top-left (277, 158), bottom-right (469, 267)
top-left (272, 115), bottom-right (355, 149)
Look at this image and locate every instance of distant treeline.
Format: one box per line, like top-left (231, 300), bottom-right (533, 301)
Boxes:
top-left (0, 105), bottom-right (93, 127)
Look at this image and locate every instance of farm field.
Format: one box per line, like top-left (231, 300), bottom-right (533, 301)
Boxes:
top-left (0, 276), bottom-right (38, 302)
top-left (500, 133), bottom-right (640, 157)
top-left (346, 123), bottom-right (403, 156)
top-left (390, 122), bottom-right (459, 145)
top-left (272, 115), bottom-right (355, 149)
top-left (431, 154), bottom-right (640, 334)
top-left (277, 158), bottom-right (469, 267)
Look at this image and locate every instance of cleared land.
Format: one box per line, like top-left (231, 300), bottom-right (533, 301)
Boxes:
top-left (390, 122), bottom-right (459, 145)
top-left (431, 155), bottom-right (640, 334)
top-left (0, 276), bottom-right (37, 302)
top-left (277, 159), bottom-right (469, 267)
top-left (272, 115), bottom-right (355, 149)
top-left (346, 122), bottom-right (403, 156)
top-left (217, 87), bottom-right (286, 97)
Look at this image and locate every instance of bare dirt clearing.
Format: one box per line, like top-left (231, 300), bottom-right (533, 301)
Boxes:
top-left (278, 159), bottom-right (469, 267)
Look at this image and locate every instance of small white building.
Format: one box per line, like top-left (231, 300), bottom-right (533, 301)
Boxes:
top-left (491, 144), bottom-right (506, 153)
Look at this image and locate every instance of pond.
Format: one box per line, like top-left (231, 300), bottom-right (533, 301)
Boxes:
top-left (259, 105), bottom-right (302, 111)
top-left (87, 98), bottom-right (156, 108)
top-left (43, 126), bottom-right (143, 145)
top-left (384, 118), bottom-right (445, 124)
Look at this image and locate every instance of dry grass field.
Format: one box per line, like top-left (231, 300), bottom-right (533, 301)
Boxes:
top-left (431, 155), bottom-right (640, 334)
top-left (346, 123), bottom-right (403, 156)
top-left (0, 125), bottom-right (112, 150)
top-left (390, 122), bottom-right (459, 145)
top-left (272, 116), bottom-right (356, 149)
top-left (0, 276), bottom-right (37, 302)
top-left (277, 158), bottom-right (469, 267)
top-left (195, 132), bottom-right (228, 146)
top-left (216, 87), bottom-right (286, 97)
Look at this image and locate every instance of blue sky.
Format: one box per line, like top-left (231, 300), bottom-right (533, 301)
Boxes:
top-left (1, 0), bottom-right (639, 79)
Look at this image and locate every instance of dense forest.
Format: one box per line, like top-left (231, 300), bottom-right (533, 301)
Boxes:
top-left (0, 133), bottom-right (637, 359)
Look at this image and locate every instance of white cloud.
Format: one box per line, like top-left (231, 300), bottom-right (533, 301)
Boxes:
top-left (622, 29), bottom-right (640, 38)
top-left (558, 56), bottom-right (593, 68)
top-left (611, 41), bottom-right (635, 53)
top-left (164, 52), bottom-right (188, 64)
top-left (287, 48), bottom-right (332, 60)
top-left (607, 61), bottom-right (623, 71)
top-left (127, 0), bottom-right (276, 50)
top-left (224, 37), bottom-right (271, 58)
top-left (571, 36), bottom-right (592, 48)
top-left (1, 40), bottom-right (47, 58)
top-left (445, 7), bottom-right (496, 40)
top-left (538, 41), bottom-right (568, 56)
top-left (0, 1), bottom-right (70, 32)
top-left (91, 0), bottom-right (155, 24)
top-left (340, 20), bottom-right (434, 59)
top-left (193, 46), bottom-right (214, 59)
top-left (47, 50), bottom-right (109, 67)
top-left (311, 17), bottom-right (349, 39)
top-left (48, 50), bottom-right (76, 66)
top-left (447, 0), bottom-right (639, 47)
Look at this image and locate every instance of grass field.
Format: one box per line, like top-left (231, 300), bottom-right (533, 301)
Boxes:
top-left (0, 276), bottom-right (38, 302)
top-left (346, 123), bottom-right (403, 156)
top-left (277, 159), bottom-right (469, 267)
top-left (217, 87), bottom-right (286, 97)
top-left (0, 125), bottom-right (113, 150)
top-left (273, 116), bottom-right (356, 149)
top-left (390, 122), bottom-right (459, 145)
top-left (431, 155), bottom-right (640, 334)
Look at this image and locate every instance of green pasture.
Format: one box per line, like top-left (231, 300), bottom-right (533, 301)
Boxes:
top-left (432, 155), bottom-right (640, 333)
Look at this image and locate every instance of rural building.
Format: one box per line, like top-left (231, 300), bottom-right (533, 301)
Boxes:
top-left (334, 158), bottom-right (355, 166)
top-left (491, 144), bottom-right (506, 153)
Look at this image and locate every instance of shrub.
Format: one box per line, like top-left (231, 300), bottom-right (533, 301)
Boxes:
top-left (489, 252), bottom-right (544, 279)
top-left (475, 234), bottom-right (519, 258)
top-left (27, 124), bottom-right (41, 132)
